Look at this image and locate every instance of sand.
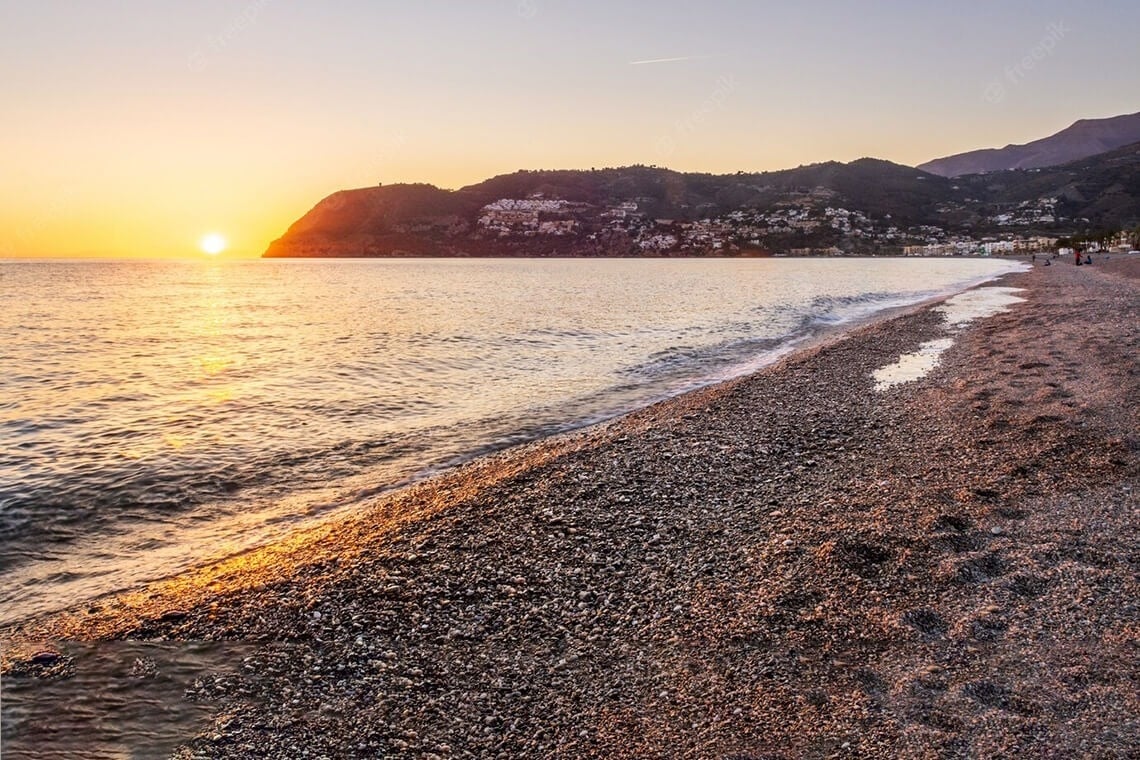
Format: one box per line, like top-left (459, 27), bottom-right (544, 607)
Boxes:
top-left (4, 257), bottom-right (1138, 759)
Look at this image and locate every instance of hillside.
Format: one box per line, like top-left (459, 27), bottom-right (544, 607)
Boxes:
top-left (955, 140), bottom-right (1140, 227)
top-left (918, 111), bottom-right (1140, 177)
top-left (264, 146), bottom-right (1140, 258)
top-left (264, 161), bottom-right (955, 258)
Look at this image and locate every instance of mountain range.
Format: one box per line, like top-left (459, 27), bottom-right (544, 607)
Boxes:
top-left (265, 115), bottom-right (1140, 258)
top-left (918, 111), bottom-right (1140, 177)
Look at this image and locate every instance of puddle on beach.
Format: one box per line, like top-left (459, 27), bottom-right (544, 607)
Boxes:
top-left (873, 287), bottom-right (1026, 391)
top-left (933, 286), bottom-right (1027, 326)
top-left (873, 338), bottom-right (955, 391)
top-left (1, 640), bottom-right (253, 759)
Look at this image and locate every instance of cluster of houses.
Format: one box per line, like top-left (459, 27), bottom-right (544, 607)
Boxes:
top-left (825, 207), bottom-right (876, 236)
top-left (902, 236), bottom-right (1058, 257)
top-left (990, 197), bottom-right (1059, 227)
top-left (477, 198), bottom-right (584, 237)
top-left (473, 193), bottom-right (1087, 255)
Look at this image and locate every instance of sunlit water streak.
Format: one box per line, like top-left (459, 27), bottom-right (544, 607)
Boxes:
top-left (0, 257), bottom-right (1024, 623)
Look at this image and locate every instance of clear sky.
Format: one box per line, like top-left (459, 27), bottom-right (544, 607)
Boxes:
top-left (2, 1), bottom-right (1137, 258)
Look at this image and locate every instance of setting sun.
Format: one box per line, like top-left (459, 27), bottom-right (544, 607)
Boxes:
top-left (199, 233), bottom-right (227, 256)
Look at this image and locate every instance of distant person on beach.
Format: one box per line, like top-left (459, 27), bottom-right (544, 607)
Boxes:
top-left (1043, 258), bottom-right (1051, 266)
top-left (1032, 254), bottom-right (1036, 263)
top-left (1085, 254), bottom-right (1093, 265)
top-left (1075, 249), bottom-right (1082, 266)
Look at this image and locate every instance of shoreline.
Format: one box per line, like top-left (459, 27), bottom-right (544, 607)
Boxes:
top-left (0, 262), bottom-right (1022, 629)
top-left (4, 259), bottom-right (1138, 758)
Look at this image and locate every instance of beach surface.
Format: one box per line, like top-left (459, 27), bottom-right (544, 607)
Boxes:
top-left (4, 258), bottom-right (1138, 759)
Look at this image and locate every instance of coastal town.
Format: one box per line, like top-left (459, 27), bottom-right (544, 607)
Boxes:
top-left (262, 144), bottom-right (1140, 259)
top-left (473, 192), bottom-right (1138, 257)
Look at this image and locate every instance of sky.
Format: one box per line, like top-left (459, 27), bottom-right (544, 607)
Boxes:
top-left (2, 1), bottom-right (1138, 258)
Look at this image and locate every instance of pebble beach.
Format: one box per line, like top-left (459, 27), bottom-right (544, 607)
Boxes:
top-left (4, 258), bottom-right (1138, 759)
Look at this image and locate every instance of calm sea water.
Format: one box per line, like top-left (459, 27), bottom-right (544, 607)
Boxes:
top-left (0, 257), bottom-right (1022, 623)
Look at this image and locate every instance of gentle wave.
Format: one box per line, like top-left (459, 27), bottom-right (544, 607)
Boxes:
top-left (0, 257), bottom-right (1025, 621)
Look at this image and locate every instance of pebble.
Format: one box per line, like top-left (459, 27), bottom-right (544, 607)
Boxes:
top-left (29, 651), bottom-right (62, 666)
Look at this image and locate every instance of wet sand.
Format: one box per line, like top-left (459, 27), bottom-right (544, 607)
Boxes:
top-left (4, 258), bottom-right (1138, 758)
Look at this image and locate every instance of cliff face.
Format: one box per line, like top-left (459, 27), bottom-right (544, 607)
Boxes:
top-left (263, 184), bottom-right (484, 257)
top-left (918, 111), bottom-right (1140, 177)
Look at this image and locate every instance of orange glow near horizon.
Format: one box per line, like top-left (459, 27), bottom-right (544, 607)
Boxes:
top-left (0, 186), bottom-right (317, 260)
top-left (2, 4), bottom-right (1137, 259)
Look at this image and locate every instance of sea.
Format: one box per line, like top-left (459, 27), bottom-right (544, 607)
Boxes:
top-left (0, 257), bottom-right (1025, 625)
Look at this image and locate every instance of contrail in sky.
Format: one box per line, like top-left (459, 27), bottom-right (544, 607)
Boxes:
top-left (629, 55), bottom-right (712, 65)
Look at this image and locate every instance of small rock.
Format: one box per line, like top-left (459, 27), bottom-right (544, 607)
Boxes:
top-left (30, 651), bottom-right (62, 666)
top-left (989, 526), bottom-right (1004, 536)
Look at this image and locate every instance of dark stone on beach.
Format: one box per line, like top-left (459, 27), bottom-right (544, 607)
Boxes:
top-left (9, 650), bottom-right (75, 680)
top-left (158, 609), bottom-right (189, 623)
top-left (29, 650), bottom-right (62, 666)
